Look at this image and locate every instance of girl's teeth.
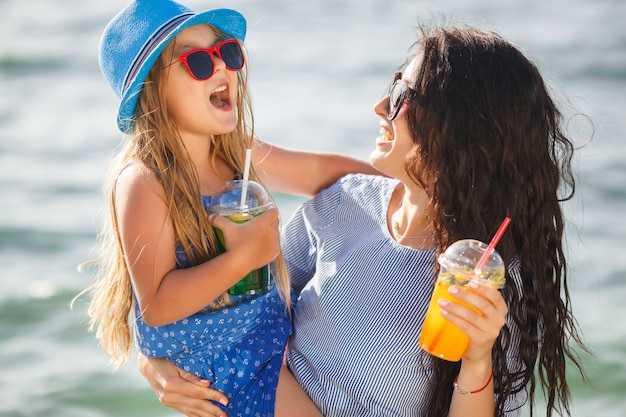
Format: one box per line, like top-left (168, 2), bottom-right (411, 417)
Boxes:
top-left (212, 85), bottom-right (227, 94)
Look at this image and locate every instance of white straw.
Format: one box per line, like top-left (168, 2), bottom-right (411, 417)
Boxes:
top-left (240, 148), bottom-right (252, 208)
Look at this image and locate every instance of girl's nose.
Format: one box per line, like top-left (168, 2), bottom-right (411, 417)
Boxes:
top-left (211, 52), bottom-right (227, 73)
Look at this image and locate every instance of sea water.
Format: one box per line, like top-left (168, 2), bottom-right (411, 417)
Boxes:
top-left (1, 0), bottom-right (625, 415)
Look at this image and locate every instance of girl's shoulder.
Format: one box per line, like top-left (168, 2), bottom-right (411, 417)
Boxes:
top-left (116, 162), bottom-right (162, 194)
top-left (114, 162), bottom-right (167, 213)
top-left (117, 161), bottom-right (153, 181)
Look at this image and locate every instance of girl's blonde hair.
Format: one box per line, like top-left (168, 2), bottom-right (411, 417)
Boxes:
top-left (76, 27), bottom-right (291, 369)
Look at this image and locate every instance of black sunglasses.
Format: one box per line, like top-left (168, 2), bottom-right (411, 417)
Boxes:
top-left (178, 39), bottom-right (244, 81)
top-left (386, 72), bottom-right (420, 120)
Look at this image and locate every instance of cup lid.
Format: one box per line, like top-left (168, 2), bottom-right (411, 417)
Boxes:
top-left (209, 180), bottom-right (274, 214)
top-left (437, 239), bottom-right (505, 286)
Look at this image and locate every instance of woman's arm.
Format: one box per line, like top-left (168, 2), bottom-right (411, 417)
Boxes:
top-left (275, 365), bottom-right (323, 417)
top-left (252, 139), bottom-right (381, 196)
top-left (138, 354), bottom-right (229, 417)
top-left (439, 281), bottom-right (509, 417)
top-left (138, 355), bottom-right (323, 417)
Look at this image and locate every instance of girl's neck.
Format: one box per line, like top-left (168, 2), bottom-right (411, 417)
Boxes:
top-left (182, 134), bottom-right (235, 196)
top-left (196, 157), bottom-right (236, 196)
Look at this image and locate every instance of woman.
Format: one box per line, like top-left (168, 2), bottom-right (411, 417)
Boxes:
top-left (139, 25), bottom-right (586, 417)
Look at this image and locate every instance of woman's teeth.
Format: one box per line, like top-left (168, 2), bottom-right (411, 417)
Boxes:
top-left (380, 128), bottom-right (394, 141)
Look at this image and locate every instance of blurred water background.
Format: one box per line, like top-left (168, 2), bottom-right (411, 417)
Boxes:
top-left (1, 0), bottom-right (624, 416)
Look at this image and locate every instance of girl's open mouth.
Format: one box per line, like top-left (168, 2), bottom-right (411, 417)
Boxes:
top-left (209, 84), bottom-right (231, 109)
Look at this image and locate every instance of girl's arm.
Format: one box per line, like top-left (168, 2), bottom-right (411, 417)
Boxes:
top-left (116, 164), bottom-right (282, 326)
top-left (252, 139), bottom-right (381, 196)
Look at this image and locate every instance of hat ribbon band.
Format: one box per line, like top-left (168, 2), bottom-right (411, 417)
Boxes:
top-left (123, 12), bottom-right (194, 95)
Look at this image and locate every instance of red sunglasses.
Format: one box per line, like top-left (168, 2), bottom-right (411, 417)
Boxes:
top-left (178, 39), bottom-right (244, 81)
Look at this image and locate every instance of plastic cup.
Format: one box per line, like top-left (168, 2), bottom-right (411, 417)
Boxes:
top-left (210, 180), bottom-right (274, 296)
top-left (418, 239), bottom-right (505, 361)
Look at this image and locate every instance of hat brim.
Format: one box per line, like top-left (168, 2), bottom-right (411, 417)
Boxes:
top-left (117, 8), bottom-right (246, 133)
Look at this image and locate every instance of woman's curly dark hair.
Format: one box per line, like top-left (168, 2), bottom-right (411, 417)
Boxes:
top-left (403, 26), bottom-right (586, 417)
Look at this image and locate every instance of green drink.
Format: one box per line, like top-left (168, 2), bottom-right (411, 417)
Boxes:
top-left (210, 180), bottom-right (274, 296)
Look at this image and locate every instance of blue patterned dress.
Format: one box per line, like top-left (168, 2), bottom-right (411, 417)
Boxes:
top-left (135, 196), bottom-right (291, 417)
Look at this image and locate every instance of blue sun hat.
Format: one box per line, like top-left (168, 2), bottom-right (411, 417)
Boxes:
top-left (99, 0), bottom-right (247, 133)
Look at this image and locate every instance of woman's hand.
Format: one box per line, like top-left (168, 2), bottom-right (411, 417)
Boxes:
top-left (209, 207), bottom-right (281, 271)
top-left (438, 280), bottom-right (508, 363)
top-left (137, 354), bottom-right (229, 417)
top-left (441, 282), bottom-right (506, 417)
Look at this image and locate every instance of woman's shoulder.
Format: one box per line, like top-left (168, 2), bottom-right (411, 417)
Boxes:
top-left (301, 174), bottom-right (396, 226)
top-left (306, 173), bottom-right (393, 210)
top-left (331, 173), bottom-right (398, 197)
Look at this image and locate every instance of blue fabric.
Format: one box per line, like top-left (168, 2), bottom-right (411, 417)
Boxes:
top-left (282, 174), bottom-right (527, 416)
top-left (135, 196), bottom-right (290, 416)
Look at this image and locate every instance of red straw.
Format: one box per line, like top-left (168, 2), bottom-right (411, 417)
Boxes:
top-left (474, 217), bottom-right (512, 273)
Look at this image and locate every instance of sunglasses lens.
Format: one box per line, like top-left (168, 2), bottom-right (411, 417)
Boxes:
top-left (186, 50), bottom-right (214, 80)
top-left (387, 81), bottom-right (407, 119)
top-left (218, 41), bottom-right (244, 71)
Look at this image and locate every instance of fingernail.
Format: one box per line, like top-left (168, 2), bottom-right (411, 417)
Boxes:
top-left (220, 398), bottom-right (229, 406)
top-left (448, 285), bottom-right (459, 294)
top-left (438, 300), bottom-right (449, 316)
top-left (469, 280), bottom-right (480, 289)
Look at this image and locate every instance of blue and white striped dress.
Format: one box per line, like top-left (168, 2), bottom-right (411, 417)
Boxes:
top-left (282, 174), bottom-right (527, 417)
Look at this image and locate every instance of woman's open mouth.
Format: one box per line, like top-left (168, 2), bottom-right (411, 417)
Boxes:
top-left (378, 126), bottom-right (394, 142)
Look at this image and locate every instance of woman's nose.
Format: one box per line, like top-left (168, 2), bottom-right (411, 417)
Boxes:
top-left (374, 96), bottom-right (389, 119)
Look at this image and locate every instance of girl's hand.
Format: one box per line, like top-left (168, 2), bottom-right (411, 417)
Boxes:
top-left (438, 280), bottom-right (508, 363)
top-left (209, 207), bottom-right (281, 271)
top-left (137, 354), bottom-right (229, 417)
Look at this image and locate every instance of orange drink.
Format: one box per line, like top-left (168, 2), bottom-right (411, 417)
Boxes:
top-left (419, 239), bottom-right (505, 361)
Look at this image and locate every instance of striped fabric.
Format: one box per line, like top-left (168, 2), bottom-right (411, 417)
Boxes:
top-left (123, 13), bottom-right (193, 95)
top-left (282, 174), bottom-right (527, 417)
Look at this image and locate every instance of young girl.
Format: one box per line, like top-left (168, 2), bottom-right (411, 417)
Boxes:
top-left (79, 1), bottom-right (375, 416)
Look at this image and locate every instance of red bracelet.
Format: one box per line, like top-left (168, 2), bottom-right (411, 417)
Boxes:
top-left (453, 368), bottom-right (494, 395)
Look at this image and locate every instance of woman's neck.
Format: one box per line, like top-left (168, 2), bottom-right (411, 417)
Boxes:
top-left (388, 183), bottom-right (435, 249)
